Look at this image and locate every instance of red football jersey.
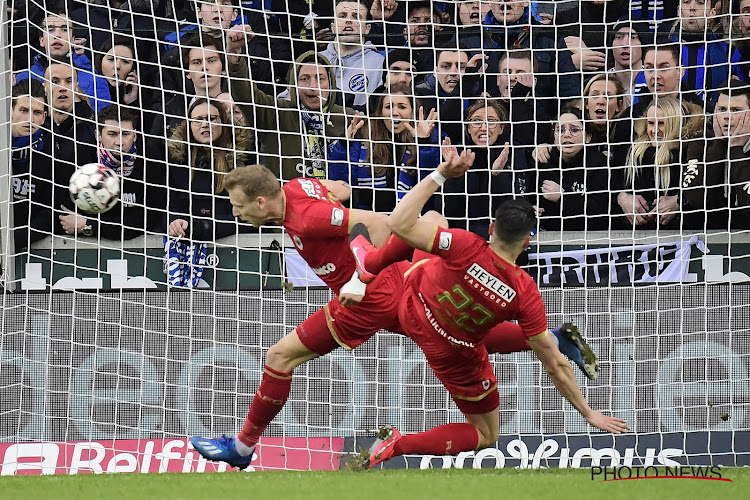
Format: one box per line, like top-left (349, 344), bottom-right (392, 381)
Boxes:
top-left (403, 228), bottom-right (548, 346)
top-left (282, 178), bottom-right (355, 294)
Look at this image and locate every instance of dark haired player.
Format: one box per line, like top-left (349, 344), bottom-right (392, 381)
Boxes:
top-left (355, 145), bottom-right (628, 468)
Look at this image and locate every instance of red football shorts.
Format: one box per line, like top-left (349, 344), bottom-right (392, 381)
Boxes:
top-left (296, 261), bottom-right (411, 355)
top-left (398, 291), bottom-right (500, 415)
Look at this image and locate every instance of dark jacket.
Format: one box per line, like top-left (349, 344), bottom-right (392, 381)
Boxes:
top-left (617, 146), bottom-right (683, 230)
top-left (683, 137), bottom-right (750, 230)
top-left (11, 128), bottom-right (54, 249)
top-left (443, 141), bottom-right (515, 236)
top-left (49, 101), bottom-right (98, 234)
top-left (415, 69), bottom-right (482, 145)
top-left (534, 147), bottom-right (612, 231)
top-left (84, 147), bottom-right (165, 240)
top-left (167, 127), bottom-right (254, 241)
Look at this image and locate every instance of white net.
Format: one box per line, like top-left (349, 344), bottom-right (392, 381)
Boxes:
top-left (1, 0), bottom-right (749, 474)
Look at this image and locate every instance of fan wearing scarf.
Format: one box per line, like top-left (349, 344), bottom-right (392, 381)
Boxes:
top-left (226, 27), bottom-right (358, 183)
top-left (165, 97), bottom-right (253, 287)
top-left (10, 79), bottom-right (53, 251)
top-left (58, 106), bottom-right (154, 241)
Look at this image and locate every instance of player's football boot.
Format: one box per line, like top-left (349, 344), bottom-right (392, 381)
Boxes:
top-left (369, 425), bottom-right (402, 468)
top-left (349, 223), bottom-right (378, 284)
top-left (552, 323), bottom-right (600, 380)
top-left (190, 435), bottom-right (255, 470)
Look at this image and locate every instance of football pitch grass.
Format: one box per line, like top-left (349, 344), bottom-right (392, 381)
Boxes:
top-left (3, 468), bottom-right (749, 500)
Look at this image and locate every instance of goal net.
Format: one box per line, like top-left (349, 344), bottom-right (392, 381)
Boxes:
top-left (0, 0), bottom-right (748, 474)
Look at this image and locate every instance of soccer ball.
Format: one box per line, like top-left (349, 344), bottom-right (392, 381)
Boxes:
top-left (69, 163), bottom-right (120, 213)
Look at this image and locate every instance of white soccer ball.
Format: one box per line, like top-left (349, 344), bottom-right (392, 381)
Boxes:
top-left (69, 163), bottom-right (120, 214)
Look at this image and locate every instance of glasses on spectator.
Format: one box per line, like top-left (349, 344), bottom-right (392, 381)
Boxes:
top-left (554, 125), bottom-right (583, 136)
top-left (467, 120), bottom-right (502, 130)
top-left (190, 114), bottom-right (222, 125)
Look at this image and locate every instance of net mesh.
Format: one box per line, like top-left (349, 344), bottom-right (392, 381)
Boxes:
top-left (0, 0), bottom-right (749, 473)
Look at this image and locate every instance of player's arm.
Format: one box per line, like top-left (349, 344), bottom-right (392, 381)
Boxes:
top-left (320, 179), bottom-right (351, 202)
top-left (528, 331), bottom-right (630, 434)
top-left (387, 138), bottom-right (475, 251)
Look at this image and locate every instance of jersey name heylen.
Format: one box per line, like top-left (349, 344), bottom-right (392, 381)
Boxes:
top-left (466, 263), bottom-right (517, 302)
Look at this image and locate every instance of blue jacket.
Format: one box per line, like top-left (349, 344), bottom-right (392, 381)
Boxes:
top-left (16, 53), bottom-right (112, 115)
top-left (668, 31), bottom-right (744, 100)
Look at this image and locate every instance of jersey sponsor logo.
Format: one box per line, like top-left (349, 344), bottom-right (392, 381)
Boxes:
top-left (438, 232), bottom-right (452, 251)
top-left (331, 208), bottom-right (344, 227)
top-left (466, 263), bottom-right (517, 303)
top-left (312, 263), bottom-right (336, 276)
top-left (298, 178), bottom-right (321, 199)
top-left (349, 74), bottom-right (367, 92)
top-left (293, 235), bottom-right (303, 250)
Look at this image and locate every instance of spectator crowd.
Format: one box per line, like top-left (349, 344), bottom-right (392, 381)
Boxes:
top-left (8, 0), bottom-right (750, 285)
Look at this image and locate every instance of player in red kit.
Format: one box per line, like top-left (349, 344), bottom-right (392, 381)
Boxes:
top-left (354, 147), bottom-right (629, 469)
top-left (190, 164), bottom-right (601, 469)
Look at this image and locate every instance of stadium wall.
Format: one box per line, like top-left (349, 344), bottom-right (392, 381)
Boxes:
top-left (0, 284), bottom-right (748, 472)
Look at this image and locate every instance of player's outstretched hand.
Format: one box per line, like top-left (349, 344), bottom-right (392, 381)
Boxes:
top-left (437, 136), bottom-right (475, 179)
top-left (585, 410), bottom-right (630, 434)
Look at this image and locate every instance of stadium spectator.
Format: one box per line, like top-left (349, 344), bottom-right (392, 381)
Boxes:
top-left (683, 80), bottom-right (750, 230)
top-left (583, 73), bottom-right (627, 152)
top-left (615, 97), bottom-right (704, 230)
top-left (662, 0), bottom-right (744, 101)
top-left (479, 0), bottom-right (580, 105)
top-left (533, 107), bottom-right (612, 231)
top-left (368, 48), bottom-right (418, 112)
top-left (58, 106), bottom-right (159, 239)
top-left (227, 29), bottom-right (357, 181)
top-left (415, 44), bottom-right (485, 144)
top-left (69, 0), bottom-right (160, 88)
top-left (382, 47), bottom-right (417, 88)
top-left (10, 79), bottom-right (53, 250)
top-left (443, 99), bottom-right (513, 236)
top-left (363, 83), bottom-right (441, 212)
top-left (42, 62), bottom-right (98, 235)
top-left (367, 0), bottom-right (407, 48)
top-left (607, 20), bottom-right (652, 107)
top-left (496, 49), bottom-right (552, 147)
top-left (401, 1), bottom-right (449, 82)
top-left (94, 36), bottom-right (142, 108)
top-left (611, 43), bottom-right (703, 160)
top-left (151, 33), bottom-right (228, 141)
top-left (733, 0), bottom-right (750, 79)
top-left (555, 0), bottom-right (629, 54)
top-left (321, 0), bottom-right (385, 111)
top-left (165, 97), bottom-right (253, 287)
top-left (16, 11), bottom-right (112, 114)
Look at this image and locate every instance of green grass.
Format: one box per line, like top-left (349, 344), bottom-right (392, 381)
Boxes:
top-left (2, 468), bottom-right (748, 500)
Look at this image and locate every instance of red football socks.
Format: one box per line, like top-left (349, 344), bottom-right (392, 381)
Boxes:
top-left (364, 234), bottom-right (415, 273)
top-left (237, 365), bottom-right (293, 448)
top-left (483, 322), bottom-right (530, 354)
top-left (393, 423), bottom-right (480, 457)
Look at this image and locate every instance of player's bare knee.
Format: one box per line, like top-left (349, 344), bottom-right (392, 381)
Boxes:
top-left (266, 342), bottom-right (306, 373)
top-left (420, 210), bottom-right (448, 228)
